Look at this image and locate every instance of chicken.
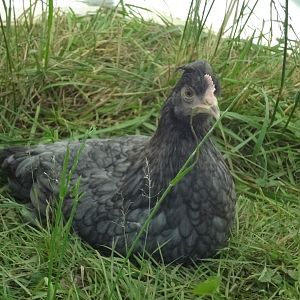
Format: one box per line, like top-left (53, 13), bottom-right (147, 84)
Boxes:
top-left (0, 61), bottom-right (236, 264)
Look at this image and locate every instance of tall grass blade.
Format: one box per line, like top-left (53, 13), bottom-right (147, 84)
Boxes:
top-left (108, 83), bottom-right (249, 300)
top-left (0, 0), bottom-right (16, 109)
top-left (270, 0), bottom-right (289, 125)
top-left (252, 89), bottom-right (270, 158)
top-left (284, 90), bottom-right (300, 130)
top-left (44, 0), bottom-right (54, 68)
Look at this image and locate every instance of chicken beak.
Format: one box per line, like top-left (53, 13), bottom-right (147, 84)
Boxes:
top-left (192, 102), bottom-right (220, 119)
top-left (192, 74), bottom-right (220, 119)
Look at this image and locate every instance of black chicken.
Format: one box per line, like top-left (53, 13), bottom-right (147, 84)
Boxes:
top-left (0, 61), bottom-right (236, 264)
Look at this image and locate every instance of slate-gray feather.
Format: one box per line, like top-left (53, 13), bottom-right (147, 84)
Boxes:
top-left (0, 60), bottom-right (236, 264)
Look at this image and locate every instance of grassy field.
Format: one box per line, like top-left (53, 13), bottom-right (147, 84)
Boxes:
top-left (0, 0), bottom-right (299, 299)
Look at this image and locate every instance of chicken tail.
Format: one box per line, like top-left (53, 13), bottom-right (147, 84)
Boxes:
top-left (0, 146), bottom-right (60, 221)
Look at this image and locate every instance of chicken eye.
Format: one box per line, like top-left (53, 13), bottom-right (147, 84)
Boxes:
top-left (182, 87), bottom-right (194, 102)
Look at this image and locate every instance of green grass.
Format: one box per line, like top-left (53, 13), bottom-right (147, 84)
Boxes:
top-left (0, 0), bottom-right (299, 299)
